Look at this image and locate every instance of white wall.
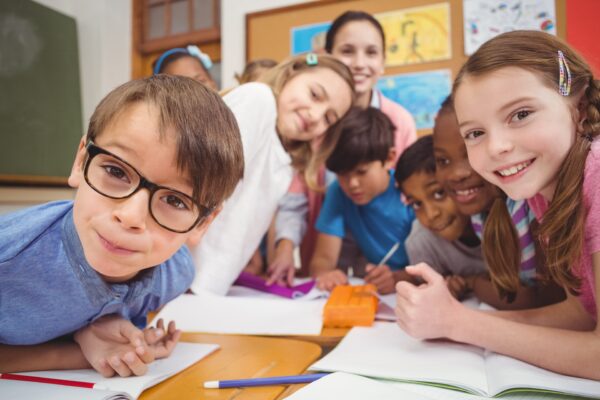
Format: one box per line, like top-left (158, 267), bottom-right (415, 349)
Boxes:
top-left (220, 0), bottom-right (315, 89)
top-left (0, 0), bottom-right (132, 214)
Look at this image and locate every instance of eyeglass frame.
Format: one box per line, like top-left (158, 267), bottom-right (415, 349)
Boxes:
top-left (83, 141), bottom-right (214, 233)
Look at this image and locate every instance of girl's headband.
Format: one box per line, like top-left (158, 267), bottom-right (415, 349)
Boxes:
top-left (153, 45), bottom-right (212, 75)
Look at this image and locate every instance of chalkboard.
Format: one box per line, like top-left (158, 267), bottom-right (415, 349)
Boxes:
top-left (0, 0), bottom-right (83, 185)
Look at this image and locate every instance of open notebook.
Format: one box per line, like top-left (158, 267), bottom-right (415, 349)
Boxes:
top-left (285, 372), bottom-right (436, 400)
top-left (310, 322), bottom-right (600, 399)
top-left (285, 372), bottom-right (572, 400)
top-left (0, 342), bottom-right (219, 400)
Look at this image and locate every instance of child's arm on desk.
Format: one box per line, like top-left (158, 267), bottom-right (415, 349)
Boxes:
top-left (75, 316), bottom-right (181, 377)
top-left (463, 274), bottom-right (566, 310)
top-left (0, 315), bottom-right (180, 377)
top-left (310, 233), bottom-right (346, 291)
top-left (0, 339), bottom-right (91, 373)
top-left (0, 315), bottom-right (151, 376)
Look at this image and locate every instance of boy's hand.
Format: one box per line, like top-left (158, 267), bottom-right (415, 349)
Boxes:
top-left (74, 315), bottom-right (155, 378)
top-left (146, 319), bottom-right (181, 360)
top-left (316, 270), bottom-right (348, 291)
top-left (364, 264), bottom-right (395, 294)
top-left (266, 244), bottom-right (296, 287)
top-left (446, 275), bottom-right (468, 300)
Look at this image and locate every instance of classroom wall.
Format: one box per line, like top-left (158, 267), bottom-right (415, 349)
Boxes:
top-left (566, 0), bottom-right (600, 75)
top-left (220, 0), bottom-right (317, 89)
top-left (2, 0), bottom-right (597, 214)
top-left (0, 0), bottom-right (132, 214)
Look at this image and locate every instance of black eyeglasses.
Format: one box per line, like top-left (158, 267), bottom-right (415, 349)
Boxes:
top-left (83, 142), bottom-right (213, 233)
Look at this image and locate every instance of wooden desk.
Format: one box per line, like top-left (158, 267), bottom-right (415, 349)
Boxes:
top-left (286, 327), bottom-right (349, 354)
top-left (140, 333), bottom-right (321, 400)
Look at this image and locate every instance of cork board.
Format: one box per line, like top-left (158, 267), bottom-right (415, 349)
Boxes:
top-left (247, 0), bottom-right (566, 133)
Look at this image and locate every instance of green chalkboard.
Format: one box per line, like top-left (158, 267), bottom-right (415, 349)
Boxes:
top-left (0, 0), bottom-right (83, 185)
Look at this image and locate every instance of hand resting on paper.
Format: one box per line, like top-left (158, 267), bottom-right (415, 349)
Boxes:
top-left (74, 315), bottom-right (181, 377)
top-left (266, 239), bottom-right (297, 287)
top-left (316, 269), bottom-right (348, 291)
top-left (395, 263), bottom-right (462, 340)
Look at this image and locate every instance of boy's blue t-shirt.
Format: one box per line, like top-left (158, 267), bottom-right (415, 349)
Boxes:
top-left (0, 201), bottom-right (195, 345)
top-left (315, 172), bottom-right (415, 270)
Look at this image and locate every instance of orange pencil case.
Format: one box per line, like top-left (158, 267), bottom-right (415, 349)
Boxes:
top-left (323, 284), bottom-right (379, 328)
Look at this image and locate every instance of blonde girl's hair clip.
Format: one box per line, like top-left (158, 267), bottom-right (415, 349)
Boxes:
top-left (557, 50), bottom-right (571, 96)
top-left (306, 53), bottom-right (318, 66)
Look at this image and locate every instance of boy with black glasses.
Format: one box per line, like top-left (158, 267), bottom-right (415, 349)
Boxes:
top-left (0, 75), bottom-right (243, 377)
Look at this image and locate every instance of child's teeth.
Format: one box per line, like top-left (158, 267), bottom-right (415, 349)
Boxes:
top-left (456, 188), bottom-right (478, 196)
top-left (498, 161), bottom-right (530, 177)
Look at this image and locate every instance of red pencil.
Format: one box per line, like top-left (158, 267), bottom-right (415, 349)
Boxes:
top-left (0, 373), bottom-right (103, 389)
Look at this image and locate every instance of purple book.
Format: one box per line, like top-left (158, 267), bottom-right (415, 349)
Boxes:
top-left (233, 271), bottom-right (316, 299)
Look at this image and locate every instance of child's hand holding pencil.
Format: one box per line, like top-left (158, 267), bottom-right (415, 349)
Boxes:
top-left (364, 242), bottom-right (400, 294)
top-left (364, 264), bottom-right (395, 294)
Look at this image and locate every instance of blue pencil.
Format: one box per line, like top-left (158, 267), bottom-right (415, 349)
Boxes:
top-left (203, 373), bottom-right (329, 388)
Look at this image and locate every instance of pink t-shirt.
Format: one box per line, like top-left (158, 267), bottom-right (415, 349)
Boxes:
top-left (528, 140), bottom-right (600, 317)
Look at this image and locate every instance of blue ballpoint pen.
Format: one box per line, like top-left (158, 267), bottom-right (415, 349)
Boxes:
top-left (203, 373), bottom-right (329, 389)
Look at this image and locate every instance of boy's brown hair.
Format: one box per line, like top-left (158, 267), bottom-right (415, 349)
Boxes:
top-left (86, 74), bottom-right (244, 209)
top-left (325, 107), bottom-right (395, 174)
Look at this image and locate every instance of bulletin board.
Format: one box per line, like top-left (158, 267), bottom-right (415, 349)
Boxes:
top-left (246, 0), bottom-right (566, 133)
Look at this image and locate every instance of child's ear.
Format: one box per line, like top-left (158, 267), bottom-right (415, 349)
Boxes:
top-left (67, 137), bottom-right (87, 189)
top-left (384, 147), bottom-right (397, 169)
top-left (186, 205), bottom-right (223, 247)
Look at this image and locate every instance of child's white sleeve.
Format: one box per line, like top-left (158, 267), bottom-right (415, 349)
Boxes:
top-left (189, 83), bottom-right (293, 295)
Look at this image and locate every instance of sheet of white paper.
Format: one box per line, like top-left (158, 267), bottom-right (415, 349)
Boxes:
top-left (154, 292), bottom-right (325, 335)
top-left (485, 350), bottom-right (600, 398)
top-left (375, 293), bottom-right (397, 321)
top-left (310, 322), bottom-right (488, 395)
top-left (284, 372), bottom-right (435, 400)
top-left (13, 342), bottom-right (218, 399)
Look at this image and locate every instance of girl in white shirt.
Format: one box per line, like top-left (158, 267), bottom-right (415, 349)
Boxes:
top-left (190, 54), bottom-right (355, 295)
